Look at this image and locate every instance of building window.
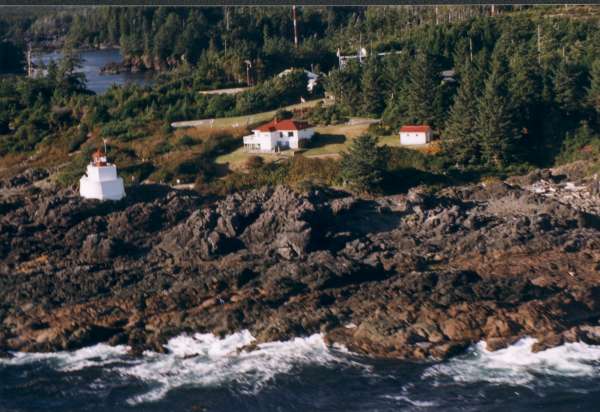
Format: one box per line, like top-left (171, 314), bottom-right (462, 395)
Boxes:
top-left (288, 131), bottom-right (294, 137)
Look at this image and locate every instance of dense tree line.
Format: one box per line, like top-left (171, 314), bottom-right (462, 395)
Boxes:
top-left (2, 6), bottom-right (497, 80)
top-left (324, 13), bottom-right (600, 170)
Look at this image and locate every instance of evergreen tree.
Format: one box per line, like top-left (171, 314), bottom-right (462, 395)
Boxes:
top-left (476, 57), bottom-right (520, 168)
top-left (406, 52), bottom-right (441, 127)
top-left (443, 62), bottom-right (481, 166)
top-left (360, 58), bottom-right (384, 116)
top-left (587, 58), bottom-right (600, 117)
top-left (509, 47), bottom-right (542, 125)
top-left (339, 133), bottom-right (385, 193)
top-left (57, 47), bottom-right (87, 93)
top-left (325, 62), bottom-right (361, 115)
top-left (553, 60), bottom-right (584, 116)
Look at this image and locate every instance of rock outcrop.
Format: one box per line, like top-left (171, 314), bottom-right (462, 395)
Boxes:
top-left (1, 168), bottom-right (600, 360)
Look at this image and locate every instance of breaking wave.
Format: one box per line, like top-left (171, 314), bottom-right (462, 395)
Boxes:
top-left (0, 331), bottom-right (361, 405)
top-left (0, 343), bottom-right (130, 372)
top-left (116, 331), bottom-right (364, 405)
top-left (423, 337), bottom-right (600, 387)
top-left (3, 334), bottom-right (600, 408)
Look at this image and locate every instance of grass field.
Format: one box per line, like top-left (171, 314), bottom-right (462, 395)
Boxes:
top-left (180, 101), bottom-right (437, 172)
top-left (215, 120), bottom-right (377, 170)
top-left (172, 98), bottom-right (329, 130)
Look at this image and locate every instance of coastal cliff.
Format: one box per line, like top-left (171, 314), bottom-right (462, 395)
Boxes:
top-left (1, 165), bottom-right (600, 360)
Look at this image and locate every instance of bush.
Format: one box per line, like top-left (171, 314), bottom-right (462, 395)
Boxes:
top-left (153, 140), bottom-right (173, 155)
top-left (245, 155), bottom-right (264, 170)
top-left (68, 124), bottom-right (89, 152)
top-left (162, 122), bottom-right (173, 134)
top-left (55, 147), bottom-right (95, 187)
top-left (149, 168), bottom-right (174, 184)
top-left (288, 155), bottom-right (340, 187)
top-left (178, 134), bottom-right (198, 147)
top-left (275, 109), bottom-right (294, 120)
top-left (556, 122), bottom-right (600, 165)
top-left (305, 103), bottom-right (348, 126)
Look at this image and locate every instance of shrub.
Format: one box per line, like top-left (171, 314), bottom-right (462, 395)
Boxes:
top-left (245, 155), bottom-right (264, 170)
top-left (149, 168), bottom-right (174, 184)
top-left (178, 134), bottom-right (198, 147)
top-left (68, 124), bottom-right (89, 152)
top-left (556, 122), bottom-right (600, 165)
top-left (275, 109), bottom-right (294, 120)
top-left (305, 103), bottom-right (348, 126)
top-left (162, 122), bottom-right (174, 134)
top-left (289, 155), bottom-right (340, 187)
top-left (153, 140), bottom-right (173, 155)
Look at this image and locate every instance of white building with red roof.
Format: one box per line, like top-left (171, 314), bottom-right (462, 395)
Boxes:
top-left (243, 118), bottom-right (315, 152)
top-left (399, 125), bottom-right (433, 145)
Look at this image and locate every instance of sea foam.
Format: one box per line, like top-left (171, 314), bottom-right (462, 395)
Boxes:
top-left (117, 331), bottom-right (360, 405)
top-left (3, 334), bottom-right (600, 406)
top-left (423, 337), bottom-right (600, 386)
top-left (0, 343), bottom-right (130, 371)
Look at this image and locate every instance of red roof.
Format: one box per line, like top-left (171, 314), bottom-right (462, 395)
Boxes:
top-left (254, 119), bottom-right (312, 132)
top-left (400, 125), bottom-right (432, 133)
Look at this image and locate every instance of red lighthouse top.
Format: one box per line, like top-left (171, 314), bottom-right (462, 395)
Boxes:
top-left (92, 149), bottom-right (108, 167)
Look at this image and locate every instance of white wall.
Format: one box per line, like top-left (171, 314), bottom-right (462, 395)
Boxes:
top-left (400, 131), bottom-right (431, 145)
top-left (247, 131), bottom-right (277, 151)
top-left (249, 128), bottom-right (315, 151)
top-left (86, 164), bottom-right (118, 181)
top-left (80, 167), bottom-right (125, 201)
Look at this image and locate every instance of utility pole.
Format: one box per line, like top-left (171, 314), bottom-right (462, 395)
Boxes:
top-left (27, 43), bottom-right (32, 78)
top-left (469, 37), bottom-right (473, 63)
top-left (224, 7), bottom-right (230, 54)
top-left (244, 60), bottom-right (252, 86)
top-left (537, 24), bottom-right (542, 65)
top-left (292, 5), bottom-right (299, 48)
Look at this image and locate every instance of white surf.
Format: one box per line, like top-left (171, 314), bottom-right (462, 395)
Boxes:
top-left (423, 337), bottom-right (600, 386)
top-left (116, 331), bottom-right (362, 405)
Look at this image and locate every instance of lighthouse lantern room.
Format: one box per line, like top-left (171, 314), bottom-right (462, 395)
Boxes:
top-left (79, 148), bottom-right (126, 201)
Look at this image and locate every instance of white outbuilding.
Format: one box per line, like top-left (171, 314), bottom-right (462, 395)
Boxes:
top-left (400, 125), bottom-right (433, 145)
top-left (243, 119), bottom-right (315, 152)
top-left (79, 149), bottom-right (126, 201)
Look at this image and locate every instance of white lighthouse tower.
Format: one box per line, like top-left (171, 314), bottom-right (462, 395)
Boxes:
top-left (79, 146), bottom-right (125, 201)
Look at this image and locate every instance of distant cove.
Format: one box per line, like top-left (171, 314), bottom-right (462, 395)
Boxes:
top-left (33, 49), bottom-right (154, 94)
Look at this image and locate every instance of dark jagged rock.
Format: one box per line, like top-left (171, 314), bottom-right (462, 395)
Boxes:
top-left (1, 171), bottom-right (600, 360)
top-left (0, 168), bottom-right (48, 189)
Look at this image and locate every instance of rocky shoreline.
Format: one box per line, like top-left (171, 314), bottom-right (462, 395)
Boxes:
top-left (1, 165), bottom-right (600, 360)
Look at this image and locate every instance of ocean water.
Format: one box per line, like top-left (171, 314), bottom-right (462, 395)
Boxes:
top-left (2, 333), bottom-right (600, 411)
top-left (33, 49), bottom-right (154, 94)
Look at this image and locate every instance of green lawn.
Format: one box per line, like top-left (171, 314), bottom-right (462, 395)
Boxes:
top-left (175, 98), bottom-right (329, 130)
top-left (216, 120), bottom-right (376, 169)
top-left (377, 134), bottom-right (401, 148)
